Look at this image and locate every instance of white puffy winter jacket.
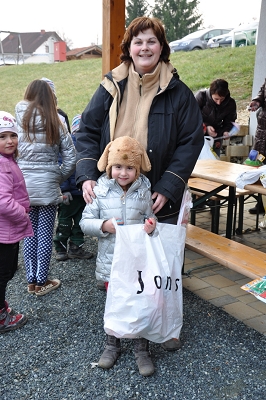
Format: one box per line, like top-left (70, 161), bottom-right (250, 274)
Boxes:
top-left (80, 173), bottom-right (155, 282)
top-left (15, 100), bottom-right (76, 206)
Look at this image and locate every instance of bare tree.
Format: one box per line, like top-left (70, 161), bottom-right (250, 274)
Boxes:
top-left (57, 31), bottom-right (73, 50)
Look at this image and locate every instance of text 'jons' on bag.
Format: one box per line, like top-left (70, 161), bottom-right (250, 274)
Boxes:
top-left (104, 220), bottom-right (186, 343)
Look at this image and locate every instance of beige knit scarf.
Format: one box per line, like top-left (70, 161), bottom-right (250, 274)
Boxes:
top-left (113, 61), bottom-right (174, 150)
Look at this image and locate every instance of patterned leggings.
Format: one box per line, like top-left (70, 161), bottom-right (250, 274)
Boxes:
top-left (23, 205), bottom-right (57, 285)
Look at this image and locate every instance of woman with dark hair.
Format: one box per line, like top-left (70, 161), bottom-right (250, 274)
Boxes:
top-left (15, 79), bottom-right (76, 296)
top-left (75, 16), bottom-right (203, 371)
top-left (195, 78), bottom-right (237, 156)
top-left (76, 16), bottom-right (203, 223)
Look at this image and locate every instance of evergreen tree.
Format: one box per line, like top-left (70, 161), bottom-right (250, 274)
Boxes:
top-left (153, 0), bottom-right (203, 42)
top-left (126, 0), bottom-right (151, 27)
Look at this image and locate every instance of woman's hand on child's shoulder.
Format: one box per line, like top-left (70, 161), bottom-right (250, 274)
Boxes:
top-left (144, 218), bottom-right (156, 235)
top-left (82, 180), bottom-right (96, 204)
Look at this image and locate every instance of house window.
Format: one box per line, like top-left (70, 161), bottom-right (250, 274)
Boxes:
top-left (45, 45), bottom-right (49, 53)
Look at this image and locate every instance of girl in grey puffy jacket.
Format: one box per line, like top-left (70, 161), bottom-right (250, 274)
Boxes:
top-left (80, 136), bottom-right (157, 375)
top-left (79, 136), bottom-right (156, 284)
top-left (15, 79), bottom-right (76, 296)
top-left (80, 172), bottom-right (155, 283)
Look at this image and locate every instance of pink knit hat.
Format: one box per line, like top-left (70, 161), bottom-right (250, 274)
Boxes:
top-left (0, 111), bottom-right (18, 134)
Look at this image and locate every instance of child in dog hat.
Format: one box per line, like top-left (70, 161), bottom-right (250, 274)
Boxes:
top-left (80, 136), bottom-right (156, 376)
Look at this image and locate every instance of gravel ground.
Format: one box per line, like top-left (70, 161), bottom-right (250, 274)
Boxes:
top-left (1, 234), bottom-right (266, 400)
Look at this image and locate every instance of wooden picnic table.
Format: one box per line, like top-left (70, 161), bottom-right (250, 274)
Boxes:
top-left (190, 160), bottom-right (266, 238)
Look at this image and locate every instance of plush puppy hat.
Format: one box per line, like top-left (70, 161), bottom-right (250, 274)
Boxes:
top-left (97, 136), bottom-right (151, 180)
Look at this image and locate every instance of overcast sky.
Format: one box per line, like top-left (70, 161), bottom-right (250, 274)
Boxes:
top-left (0, 1), bottom-right (261, 48)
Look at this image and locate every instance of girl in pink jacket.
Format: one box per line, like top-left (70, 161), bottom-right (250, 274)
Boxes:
top-left (0, 111), bottom-right (33, 334)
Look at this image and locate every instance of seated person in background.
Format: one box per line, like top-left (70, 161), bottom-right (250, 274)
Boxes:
top-left (195, 78), bottom-right (237, 156)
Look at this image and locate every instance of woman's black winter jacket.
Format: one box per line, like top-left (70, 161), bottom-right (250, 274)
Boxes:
top-left (75, 67), bottom-right (203, 219)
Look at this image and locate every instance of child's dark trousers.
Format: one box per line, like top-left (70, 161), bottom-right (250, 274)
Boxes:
top-left (0, 242), bottom-right (19, 309)
top-left (54, 195), bottom-right (86, 251)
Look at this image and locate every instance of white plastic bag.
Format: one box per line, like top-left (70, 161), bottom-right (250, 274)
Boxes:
top-left (198, 136), bottom-right (219, 160)
top-left (104, 221), bottom-right (185, 343)
top-left (235, 165), bottom-right (266, 189)
top-left (177, 186), bottom-right (192, 227)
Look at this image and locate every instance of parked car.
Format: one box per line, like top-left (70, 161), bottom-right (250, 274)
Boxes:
top-left (207, 22), bottom-right (259, 48)
top-left (169, 28), bottom-right (232, 52)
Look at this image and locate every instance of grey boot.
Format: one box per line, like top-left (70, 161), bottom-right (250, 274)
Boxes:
top-left (55, 252), bottom-right (68, 261)
top-left (68, 242), bottom-right (94, 260)
top-left (161, 338), bottom-right (181, 351)
top-left (134, 338), bottom-right (155, 376)
top-left (98, 335), bottom-right (121, 369)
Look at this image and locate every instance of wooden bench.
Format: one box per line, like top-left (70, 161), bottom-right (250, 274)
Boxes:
top-left (185, 223), bottom-right (266, 280)
top-left (188, 177), bottom-right (260, 235)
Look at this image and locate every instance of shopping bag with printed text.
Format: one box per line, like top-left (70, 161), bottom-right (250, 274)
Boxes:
top-left (104, 221), bottom-right (185, 343)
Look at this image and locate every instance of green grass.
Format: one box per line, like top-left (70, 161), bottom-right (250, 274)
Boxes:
top-left (170, 46), bottom-right (256, 107)
top-left (0, 46), bottom-right (256, 122)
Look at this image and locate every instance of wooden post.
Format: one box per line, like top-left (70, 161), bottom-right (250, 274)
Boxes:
top-left (102, 0), bottom-right (125, 77)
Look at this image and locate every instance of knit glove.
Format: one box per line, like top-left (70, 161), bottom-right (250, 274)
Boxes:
top-left (62, 192), bottom-right (73, 205)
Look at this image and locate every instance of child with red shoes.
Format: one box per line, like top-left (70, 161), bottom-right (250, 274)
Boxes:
top-left (0, 111), bottom-right (33, 333)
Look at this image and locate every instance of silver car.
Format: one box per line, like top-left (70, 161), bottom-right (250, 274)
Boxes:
top-left (169, 28), bottom-right (232, 52)
top-left (207, 22), bottom-right (259, 48)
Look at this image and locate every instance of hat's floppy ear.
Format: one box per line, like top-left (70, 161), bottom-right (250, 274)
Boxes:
top-left (140, 150), bottom-right (151, 172)
top-left (97, 141), bottom-right (113, 172)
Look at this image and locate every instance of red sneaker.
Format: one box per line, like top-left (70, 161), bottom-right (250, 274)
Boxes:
top-left (4, 301), bottom-right (14, 315)
top-left (0, 308), bottom-right (28, 333)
